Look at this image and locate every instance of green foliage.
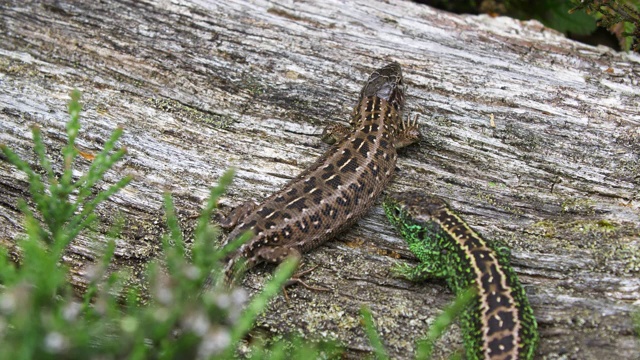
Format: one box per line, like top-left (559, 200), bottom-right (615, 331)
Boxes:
top-left (361, 291), bottom-right (474, 360)
top-left (634, 308), bottom-right (640, 340)
top-left (0, 90), bottom-right (341, 359)
top-left (415, 288), bottom-right (476, 360)
top-left (360, 306), bottom-right (389, 360)
top-left (425, 1), bottom-right (640, 51)
top-left (570, 0), bottom-right (640, 51)
top-left (496, 0), bottom-right (639, 51)
top-left (0, 89), bottom-right (132, 358)
top-left (1, 90), bottom-right (130, 251)
top-left (547, 1), bottom-right (598, 34)
top-left (503, 0), bottom-right (597, 35)
top-left (623, 20), bottom-right (638, 50)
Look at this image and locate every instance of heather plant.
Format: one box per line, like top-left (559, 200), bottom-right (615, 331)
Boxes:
top-left (0, 89), bottom-right (562, 359)
top-left (361, 288), bottom-right (475, 360)
top-left (0, 90), bottom-right (340, 359)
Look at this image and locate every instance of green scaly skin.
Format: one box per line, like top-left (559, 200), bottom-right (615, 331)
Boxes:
top-left (383, 191), bottom-right (538, 360)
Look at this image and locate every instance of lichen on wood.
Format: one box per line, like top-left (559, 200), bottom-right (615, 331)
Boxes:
top-left (0, 0), bottom-right (639, 358)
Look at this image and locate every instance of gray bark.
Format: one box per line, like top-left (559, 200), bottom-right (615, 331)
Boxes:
top-left (1, 0), bottom-right (639, 358)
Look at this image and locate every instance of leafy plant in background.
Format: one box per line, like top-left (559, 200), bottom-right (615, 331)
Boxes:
top-left (418, 0), bottom-right (639, 51)
top-left (634, 309), bottom-right (640, 342)
top-left (499, 0), bottom-right (639, 51)
top-left (484, 0), bottom-right (639, 51)
top-left (0, 91), bottom-right (340, 359)
top-left (571, 0), bottom-right (640, 51)
top-left (500, 0), bottom-right (598, 35)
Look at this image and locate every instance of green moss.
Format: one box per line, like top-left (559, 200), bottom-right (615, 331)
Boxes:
top-left (473, 191), bottom-right (524, 216)
top-left (560, 197), bottom-right (596, 215)
top-left (615, 239), bottom-right (640, 273)
top-left (531, 220), bottom-right (558, 238)
top-left (573, 219), bottom-right (618, 233)
top-left (633, 308), bottom-right (640, 338)
top-left (532, 218), bottom-right (619, 238)
top-left (146, 97), bottom-right (233, 129)
top-left (529, 217), bottom-right (640, 273)
top-left (0, 57), bottom-right (49, 79)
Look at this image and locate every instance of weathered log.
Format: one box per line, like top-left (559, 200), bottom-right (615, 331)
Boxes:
top-left (0, 0), bottom-right (638, 358)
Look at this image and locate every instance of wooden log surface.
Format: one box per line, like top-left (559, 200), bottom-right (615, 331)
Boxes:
top-left (1, 0), bottom-right (639, 358)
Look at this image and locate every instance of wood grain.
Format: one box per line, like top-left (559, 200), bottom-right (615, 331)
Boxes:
top-left (1, 0), bottom-right (639, 358)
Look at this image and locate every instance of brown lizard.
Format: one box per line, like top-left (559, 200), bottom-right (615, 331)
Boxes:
top-left (219, 62), bottom-right (421, 285)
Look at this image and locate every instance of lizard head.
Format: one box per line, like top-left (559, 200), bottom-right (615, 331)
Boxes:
top-left (383, 191), bottom-right (449, 246)
top-left (360, 62), bottom-right (405, 112)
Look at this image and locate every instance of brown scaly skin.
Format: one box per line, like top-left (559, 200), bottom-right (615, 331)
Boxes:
top-left (220, 62), bottom-right (421, 284)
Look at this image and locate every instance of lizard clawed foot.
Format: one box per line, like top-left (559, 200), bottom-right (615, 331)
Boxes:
top-left (395, 114), bottom-right (421, 149)
top-left (282, 264), bottom-right (330, 303)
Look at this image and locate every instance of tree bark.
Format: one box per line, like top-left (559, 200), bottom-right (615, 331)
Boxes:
top-left (1, 0), bottom-right (639, 358)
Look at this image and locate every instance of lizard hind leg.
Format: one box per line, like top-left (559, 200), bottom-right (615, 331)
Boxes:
top-left (321, 123), bottom-right (352, 145)
top-left (258, 246), bottom-right (330, 294)
top-left (392, 259), bottom-right (449, 282)
top-left (219, 200), bottom-right (257, 230)
top-left (488, 239), bottom-right (512, 263)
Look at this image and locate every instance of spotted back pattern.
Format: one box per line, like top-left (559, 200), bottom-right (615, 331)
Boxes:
top-left (222, 63), bottom-right (421, 282)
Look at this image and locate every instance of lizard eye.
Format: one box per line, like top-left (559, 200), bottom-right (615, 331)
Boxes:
top-left (392, 207), bottom-right (401, 218)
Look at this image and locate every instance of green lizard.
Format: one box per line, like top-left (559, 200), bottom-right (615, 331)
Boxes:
top-left (383, 191), bottom-right (538, 360)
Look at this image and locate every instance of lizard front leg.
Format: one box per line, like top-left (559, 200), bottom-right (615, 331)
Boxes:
top-left (394, 115), bottom-right (421, 149)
